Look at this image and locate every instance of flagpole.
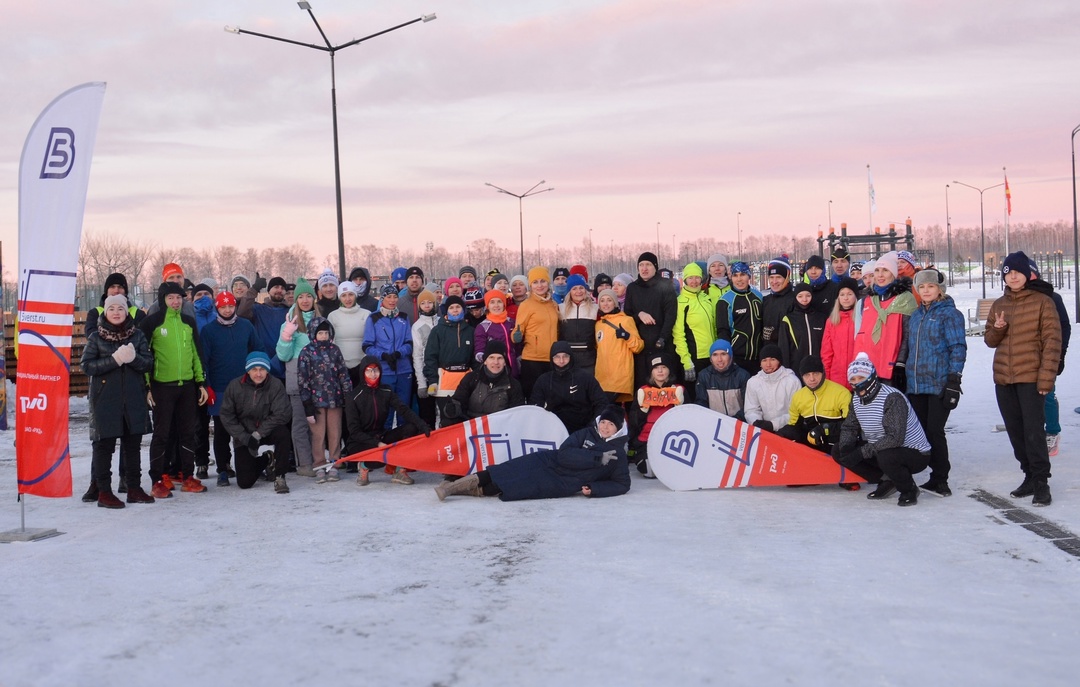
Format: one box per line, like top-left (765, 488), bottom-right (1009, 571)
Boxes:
top-left (867, 164), bottom-right (874, 233)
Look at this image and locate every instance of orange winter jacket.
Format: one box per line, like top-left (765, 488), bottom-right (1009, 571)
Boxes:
top-left (595, 311), bottom-right (644, 399)
top-left (984, 287), bottom-right (1061, 393)
top-left (514, 293), bottom-right (560, 363)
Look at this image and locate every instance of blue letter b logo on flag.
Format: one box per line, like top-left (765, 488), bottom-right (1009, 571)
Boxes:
top-left (40, 127), bottom-right (75, 179)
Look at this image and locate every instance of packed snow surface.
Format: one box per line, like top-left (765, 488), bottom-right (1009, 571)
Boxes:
top-left (2, 282), bottom-right (1078, 686)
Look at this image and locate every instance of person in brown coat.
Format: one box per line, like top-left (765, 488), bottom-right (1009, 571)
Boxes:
top-left (985, 251), bottom-right (1061, 507)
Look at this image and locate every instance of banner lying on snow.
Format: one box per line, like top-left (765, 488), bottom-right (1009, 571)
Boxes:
top-left (337, 405), bottom-right (569, 475)
top-left (647, 404), bottom-right (866, 490)
top-left (16, 82), bottom-right (107, 498)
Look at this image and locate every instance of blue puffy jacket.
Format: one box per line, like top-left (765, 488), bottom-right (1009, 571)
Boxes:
top-left (363, 310), bottom-right (413, 377)
top-left (902, 295), bottom-right (966, 396)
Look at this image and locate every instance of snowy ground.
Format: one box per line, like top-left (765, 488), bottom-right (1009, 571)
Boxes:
top-left (2, 280), bottom-right (1079, 687)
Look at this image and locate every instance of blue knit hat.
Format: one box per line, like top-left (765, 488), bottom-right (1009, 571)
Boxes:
top-left (730, 261), bottom-right (751, 275)
top-left (245, 351), bottom-right (271, 372)
top-left (1002, 251), bottom-right (1032, 281)
top-left (391, 267), bottom-right (407, 282)
top-left (710, 339), bottom-right (733, 355)
top-left (566, 274), bottom-right (589, 290)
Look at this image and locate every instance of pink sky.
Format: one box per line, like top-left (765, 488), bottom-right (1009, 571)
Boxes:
top-left (2, 0), bottom-right (1079, 270)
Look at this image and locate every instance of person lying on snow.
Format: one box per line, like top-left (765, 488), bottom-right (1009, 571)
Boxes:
top-left (434, 405), bottom-right (630, 501)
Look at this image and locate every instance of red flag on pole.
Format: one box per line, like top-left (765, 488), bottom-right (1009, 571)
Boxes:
top-left (1005, 174), bottom-right (1012, 216)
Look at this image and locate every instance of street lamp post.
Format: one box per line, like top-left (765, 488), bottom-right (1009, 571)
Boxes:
top-left (485, 180), bottom-right (554, 275)
top-left (737, 212), bottom-right (742, 259)
top-left (1072, 122), bottom-right (1080, 323)
top-left (537, 234), bottom-right (542, 267)
top-left (225, 3), bottom-right (435, 280)
top-left (656, 222), bottom-right (661, 263)
top-left (828, 200), bottom-right (832, 232)
top-left (945, 184), bottom-right (953, 287)
top-left (952, 179), bottom-right (1004, 299)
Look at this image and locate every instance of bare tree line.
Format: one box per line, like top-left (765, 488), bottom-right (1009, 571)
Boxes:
top-left (5, 220), bottom-right (1076, 311)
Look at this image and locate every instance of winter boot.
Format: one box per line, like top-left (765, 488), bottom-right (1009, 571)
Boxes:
top-left (151, 480), bottom-right (173, 499)
top-left (274, 476), bottom-right (290, 494)
top-left (195, 466), bottom-right (209, 480)
top-left (217, 472), bottom-right (230, 487)
top-left (1010, 476), bottom-right (1035, 498)
top-left (434, 474), bottom-right (482, 501)
top-left (866, 480), bottom-right (897, 500)
top-left (97, 489), bottom-right (125, 509)
top-left (126, 485), bottom-right (156, 504)
top-left (81, 480), bottom-right (99, 503)
top-left (1032, 481), bottom-right (1052, 507)
top-left (391, 467), bottom-right (415, 485)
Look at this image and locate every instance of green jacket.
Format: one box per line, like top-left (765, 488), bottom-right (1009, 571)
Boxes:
top-left (144, 307), bottom-right (205, 384)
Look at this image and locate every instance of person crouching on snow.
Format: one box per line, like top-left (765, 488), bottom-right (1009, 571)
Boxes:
top-left (343, 355), bottom-right (432, 486)
top-left (219, 351), bottom-right (293, 493)
top-left (435, 405), bottom-right (630, 501)
top-left (832, 353), bottom-right (931, 506)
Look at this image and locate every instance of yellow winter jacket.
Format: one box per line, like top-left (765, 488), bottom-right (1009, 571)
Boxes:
top-left (595, 312), bottom-right (644, 399)
top-left (786, 379), bottom-right (851, 427)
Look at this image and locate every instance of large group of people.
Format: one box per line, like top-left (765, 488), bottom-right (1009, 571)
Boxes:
top-left (78, 245), bottom-right (1066, 509)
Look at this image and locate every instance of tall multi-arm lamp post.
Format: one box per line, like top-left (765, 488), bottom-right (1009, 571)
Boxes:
top-left (225, 2), bottom-right (436, 280)
top-left (485, 181), bottom-right (554, 275)
top-left (952, 179), bottom-right (1004, 299)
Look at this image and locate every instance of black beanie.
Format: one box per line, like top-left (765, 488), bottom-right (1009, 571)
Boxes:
top-left (103, 272), bottom-right (128, 294)
top-left (638, 252), bottom-right (659, 270)
top-left (158, 281), bottom-right (186, 300)
top-left (760, 343), bottom-right (783, 363)
top-left (483, 340), bottom-right (507, 361)
top-left (799, 355), bottom-right (825, 376)
top-left (268, 276), bottom-right (288, 290)
top-left (598, 405), bottom-right (625, 431)
top-left (793, 281), bottom-right (813, 296)
top-left (443, 295), bottom-right (465, 311)
top-left (804, 255), bottom-right (826, 271)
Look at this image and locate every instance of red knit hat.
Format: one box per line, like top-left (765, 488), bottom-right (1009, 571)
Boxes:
top-left (215, 291), bottom-right (236, 309)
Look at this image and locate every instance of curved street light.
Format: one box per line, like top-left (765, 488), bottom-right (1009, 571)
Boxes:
top-left (485, 181), bottom-right (554, 275)
top-left (952, 179), bottom-right (1004, 299)
top-left (225, 2), bottom-right (437, 280)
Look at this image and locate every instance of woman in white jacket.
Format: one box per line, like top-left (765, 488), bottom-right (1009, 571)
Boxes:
top-left (410, 290), bottom-right (440, 429)
top-left (743, 344), bottom-right (801, 433)
top-left (327, 282), bottom-right (370, 385)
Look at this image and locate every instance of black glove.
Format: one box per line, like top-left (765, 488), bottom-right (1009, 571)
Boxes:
top-left (419, 423), bottom-right (432, 438)
top-left (443, 399), bottom-right (462, 419)
top-left (890, 365), bottom-right (906, 392)
top-left (252, 272), bottom-right (267, 293)
top-left (246, 433), bottom-right (261, 453)
top-left (303, 401), bottom-right (317, 419)
top-left (615, 325), bottom-right (630, 340)
top-left (392, 351), bottom-right (402, 361)
top-left (941, 373), bottom-right (962, 410)
top-left (381, 352), bottom-right (394, 363)
top-left (752, 419), bottom-right (774, 433)
top-left (806, 424), bottom-right (827, 447)
top-left (654, 337), bottom-right (665, 350)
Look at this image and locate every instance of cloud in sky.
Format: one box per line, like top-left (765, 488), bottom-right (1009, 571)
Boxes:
top-left (2, 0), bottom-right (1080, 268)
